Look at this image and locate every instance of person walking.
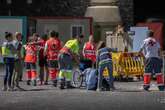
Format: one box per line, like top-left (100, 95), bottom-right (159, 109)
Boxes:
top-left (140, 30), bottom-right (164, 91)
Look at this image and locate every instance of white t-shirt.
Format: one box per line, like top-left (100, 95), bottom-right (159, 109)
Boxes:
top-left (140, 37), bottom-right (160, 58)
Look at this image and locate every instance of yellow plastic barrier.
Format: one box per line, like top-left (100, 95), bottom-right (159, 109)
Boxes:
top-left (112, 52), bottom-right (122, 77)
top-left (112, 52), bottom-right (144, 77)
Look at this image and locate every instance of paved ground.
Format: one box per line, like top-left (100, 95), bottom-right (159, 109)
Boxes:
top-left (0, 66), bottom-right (165, 110)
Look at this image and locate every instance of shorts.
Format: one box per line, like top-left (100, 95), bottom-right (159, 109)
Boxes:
top-left (25, 62), bottom-right (36, 70)
top-left (39, 58), bottom-right (48, 67)
top-left (145, 57), bottom-right (162, 73)
top-left (47, 60), bottom-right (58, 69)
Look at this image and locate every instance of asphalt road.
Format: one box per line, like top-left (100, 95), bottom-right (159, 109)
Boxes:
top-left (0, 66), bottom-right (165, 110)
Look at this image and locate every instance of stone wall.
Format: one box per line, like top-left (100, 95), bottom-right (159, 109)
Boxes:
top-left (0, 0), bottom-right (134, 29)
top-left (34, 0), bottom-right (90, 16)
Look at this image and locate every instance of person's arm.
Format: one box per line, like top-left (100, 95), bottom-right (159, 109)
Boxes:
top-left (44, 42), bottom-right (48, 57)
top-left (157, 42), bottom-right (162, 58)
top-left (72, 53), bottom-right (80, 64)
top-left (158, 48), bottom-right (162, 58)
top-left (82, 43), bottom-right (86, 57)
top-left (139, 41), bottom-right (145, 53)
top-left (96, 50), bottom-right (99, 69)
top-left (71, 42), bottom-right (80, 64)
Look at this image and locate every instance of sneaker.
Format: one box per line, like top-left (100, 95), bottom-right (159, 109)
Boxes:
top-left (96, 88), bottom-right (104, 92)
top-left (7, 87), bottom-right (14, 91)
top-left (2, 86), bottom-right (7, 91)
top-left (39, 81), bottom-right (43, 86)
top-left (44, 81), bottom-right (48, 85)
top-left (66, 81), bottom-right (75, 89)
top-left (16, 85), bottom-right (25, 91)
top-left (143, 86), bottom-right (150, 91)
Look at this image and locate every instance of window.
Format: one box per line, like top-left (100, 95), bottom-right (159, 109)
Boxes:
top-left (71, 25), bottom-right (84, 38)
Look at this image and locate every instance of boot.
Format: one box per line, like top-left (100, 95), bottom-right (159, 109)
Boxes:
top-left (59, 79), bottom-right (65, 89)
top-left (44, 81), bottom-right (48, 85)
top-left (66, 81), bottom-right (75, 89)
top-left (2, 85), bottom-right (7, 91)
top-left (15, 82), bottom-right (25, 91)
top-left (32, 80), bottom-right (37, 86)
top-left (109, 82), bottom-right (116, 91)
top-left (27, 80), bottom-right (31, 85)
top-left (158, 86), bottom-right (165, 91)
top-left (7, 86), bottom-right (14, 91)
top-left (52, 80), bottom-right (57, 87)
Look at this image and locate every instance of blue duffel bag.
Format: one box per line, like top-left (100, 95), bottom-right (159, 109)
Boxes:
top-left (84, 68), bottom-right (98, 91)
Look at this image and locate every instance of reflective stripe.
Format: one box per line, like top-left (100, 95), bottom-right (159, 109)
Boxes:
top-left (99, 58), bottom-right (112, 65)
top-left (66, 70), bottom-right (72, 72)
top-left (31, 78), bottom-right (36, 80)
top-left (48, 68), bottom-right (58, 70)
top-left (60, 47), bottom-right (71, 55)
top-left (156, 73), bottom-right (163, 76)
top-left (84, 50), bottom-right (95, 53)
top-left (143, 84), bottom-right (150, 86)
top-left (26, 69), bottom-right (31, 71)
top-left (157, 84), bottom-right (164, 86)
top-left (144, 73), bottom-right (151, 75)
top-left (66, 79), bottom-right (71, 81)
top-left (85, 53), bottom-right (95, 55)
top-left (31, 69), bottom-right (36, 71)
top-left (60, 69), bottom-right (65, 72)
top-left (99, 51), bottom-right (109, 56)
top-left (60, 69), bottom-right (72, 72)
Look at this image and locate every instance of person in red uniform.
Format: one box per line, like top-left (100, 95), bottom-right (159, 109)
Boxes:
top-left (38, 34), bottom-right (49, 85)
top-left (83, 35), bottom-right (96, 67)
top-left (24, 36), bottom-right (38, 86)
top-left (44, 31), bottom-right (62, 87)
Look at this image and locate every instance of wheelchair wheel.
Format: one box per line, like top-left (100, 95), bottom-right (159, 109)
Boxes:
top-left (72, 69), bottom-right (83, 88)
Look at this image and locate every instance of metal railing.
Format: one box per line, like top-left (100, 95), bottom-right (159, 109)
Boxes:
top-left (106, 33), bottom-right (133, 51)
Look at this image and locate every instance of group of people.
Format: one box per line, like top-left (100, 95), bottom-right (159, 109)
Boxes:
top-left (1, 30), bottom-right (112, 91)
top-left (0, 29), bottom-right (164, 92)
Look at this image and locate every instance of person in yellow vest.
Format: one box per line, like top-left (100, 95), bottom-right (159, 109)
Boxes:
top-left (1, 32), bottom-right (17, 91)
top-left (58, 35), bottom-right (84, 89)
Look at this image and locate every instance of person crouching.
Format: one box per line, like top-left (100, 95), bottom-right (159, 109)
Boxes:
top-left (96, 41), bottom-right (115, 91)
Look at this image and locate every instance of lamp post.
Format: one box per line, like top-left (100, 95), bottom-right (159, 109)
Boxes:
top-left (7, 0), bottom-right (12, 16)
top-left (27, 0), bottom-right (32, 4)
